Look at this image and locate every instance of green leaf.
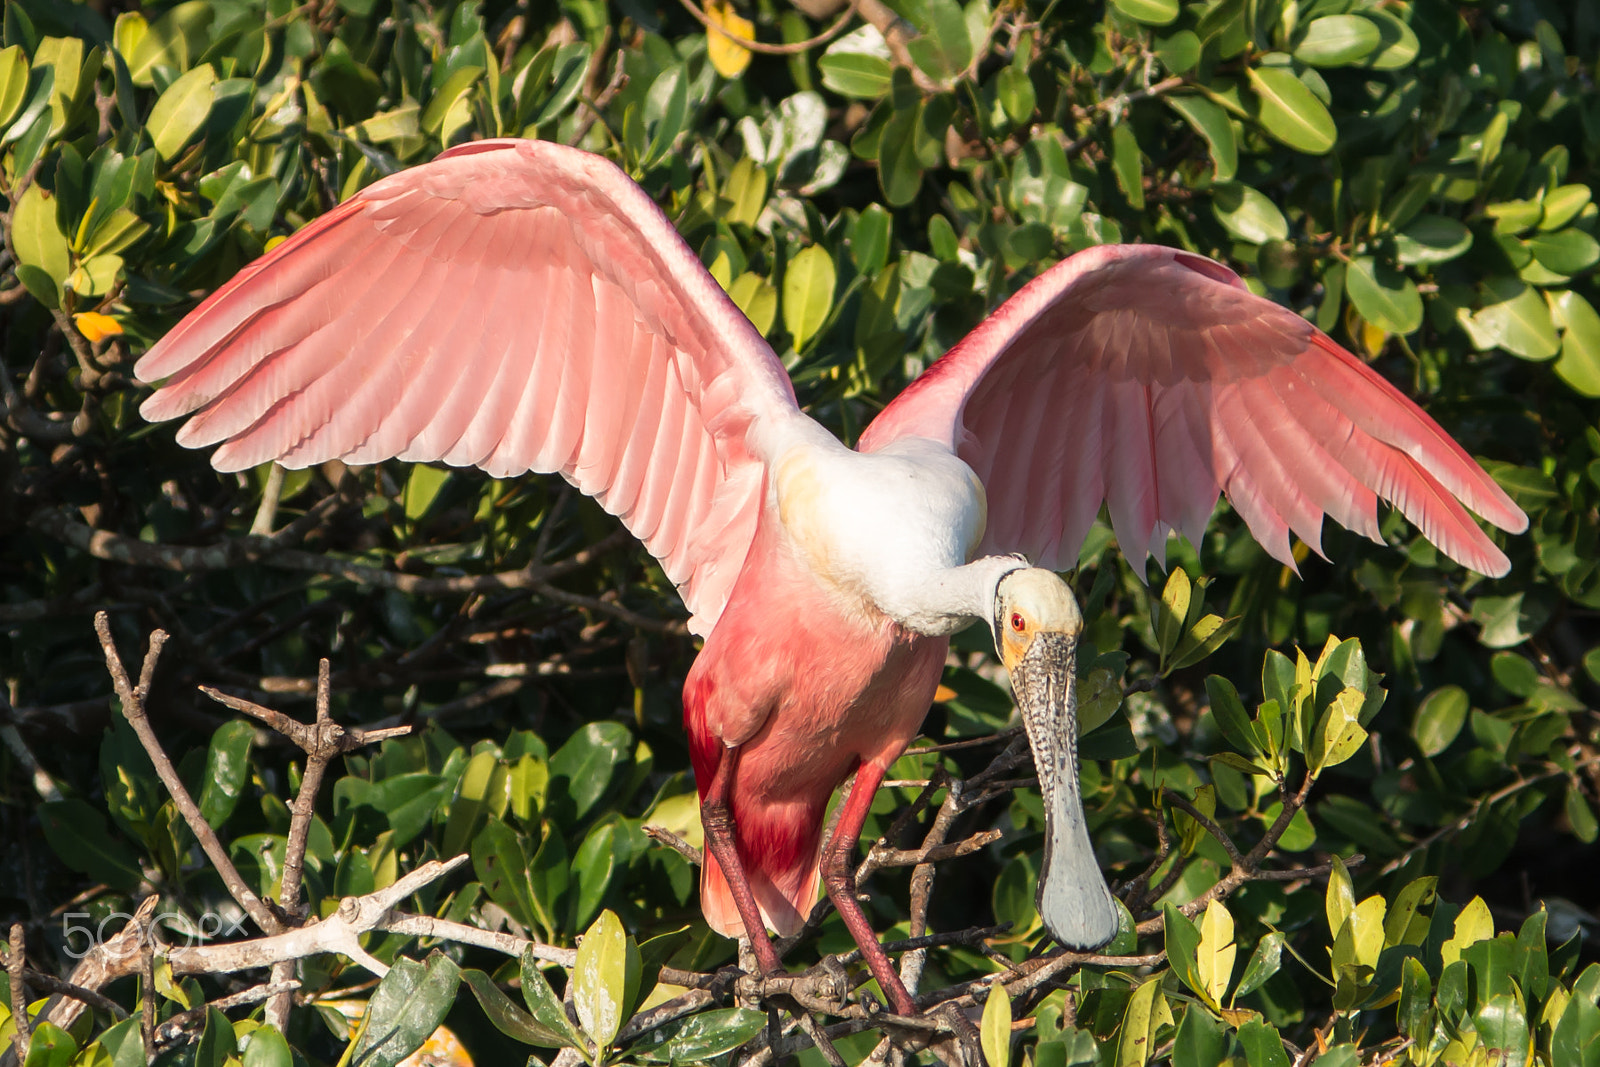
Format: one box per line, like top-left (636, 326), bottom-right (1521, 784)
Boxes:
top-left (852, 204), bottom-right (892, 276)
top-left (1567, 789), bottom-right (1599, 844)
top-left (981, 985), bottom-right (1012, 1067)
top-left (195, 1008), bottom-right (235, 1067)
top-left (403, 465), bottom-right (450, 523)
top-left (126, 1), bottom-right (213, 85)
top-left (351, 953), bottom-right (461, 1067)
top-left (819, 50), bottom-right (891, 99)
top-left (197, 719), bottom-right (253, 828)
top-left (1211, 182), bottom-right (1288, 244)
top-left (1236, 1019), bottom-right (1291, 1067)
top-left (572, 820), bottom-right (619, 929)
top-left (1111, 123), bottom-right (1144, 211)
top-left (877, 104), bottom-right (923, 207)
top-left (471, 815), bottom-right (535, 930)
top-left (727, 272), bottom-right (777, 336)
top-left (1398, 957), bottom-right (1432, 1039)
top-left (1553, 290), bottom-right (1600, 396)
top-left (1171, 1006), bottom-right (1225, 1067)
top-left (1235, 930), bottom-right (1285, 999)
top-left (1205, 675), bottom-right (1262, 757)
top-left (996, 64), bottom-right (1035, 125)
top-left (634, 1008), bottom-right (767, 1063)
top-left (548, 721), bottom-right (631, 823)
top-left (1475, 994), bottom-right (1531, 1067)
top-left (1541, 185), bottom-right (1592, 230)
top-left (1310, 688), bottom-right (1368, 773)
top-left (1325, 855), bottom-right (1354, 939)
top-left (1385, 877), bottom-right (1437, 947)
top-left (722, 157), bottom-right (767, 227)
top-left (1552, 990), bottom-right (1600, 1067)
top-left (1395, 216), bottom-right (1473, 266)
top-left (147, 64), bottom-right (216, 160)
top-left (1363, 9), bottom-right (1420, 70)
top-left (1155, 568), bottom-right (1190, 662)
top-left (1165, 95), bottom-right (1237, 180)
top-left (783, 244), bottom-right (836, 350)
top-left (240, 1026), bottom-right (291, 1067)
top-left (644, 64), bottom-right (689, 167)
top-left (574, 909), bottom-right (628, 1048)
top-left (1171, 614), bottom-right (1239, 671)
top-left (368, 772), bottom-right (448, 847)
top-left (1529, 230), bottom-right (1600, 275)
top-left (1154, 30), bottom-right (1200, 75)
top-left (11, 182), bottom-right (71, 307)
top-left (460, 969), bottom-right (568, 1048)
top-left (441, 749), bottom-right (505, 859)
top-left (1469, 280), bottom-right (1560, 360)
top-left (23, 1022), bottom-right (77, 1067)
top-left (1115, 976), bottom-right (1169, 1067)
top-left (0, 44), bottom-right (27, 127)
top-left (1412, 685), bottom-right (1468, 757)
top-left (1294, 15), bottom-right (1380, 67)
top-left (1163, 903), bottom-right (1204, 1001)
top-left (857, 206), bottom-right (896, 279)
top-left (1246, 66), bottom-right (1336, 154)
top-left (520, 948), bottom-right (583, 1046)
top-left (1346, 256), bottom-right (1423, 334)
top-left (38, 800), bottom-right (143, 891)
top-left (1111, 0), bottom-right (1179, 27)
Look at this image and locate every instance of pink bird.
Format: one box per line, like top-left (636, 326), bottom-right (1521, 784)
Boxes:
top-left (135, 138), bottom-right (1525, 1015)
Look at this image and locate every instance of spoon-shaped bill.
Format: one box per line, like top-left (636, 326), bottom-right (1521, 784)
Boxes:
top-left (1010, 630), bottom-right (1121, 950)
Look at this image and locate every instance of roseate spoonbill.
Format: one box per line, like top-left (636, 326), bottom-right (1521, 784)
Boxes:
top-left (135, 138), bottom-right (1525, 1015)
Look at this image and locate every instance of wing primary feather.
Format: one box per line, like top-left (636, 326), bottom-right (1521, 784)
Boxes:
top-left (202, 249), bottom-right (437, 468)
top-left (606, 335), bottom-right (673, 519)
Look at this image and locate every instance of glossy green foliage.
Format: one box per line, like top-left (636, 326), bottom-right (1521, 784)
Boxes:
top-left (1, 0), bottom-right (1597, 1065)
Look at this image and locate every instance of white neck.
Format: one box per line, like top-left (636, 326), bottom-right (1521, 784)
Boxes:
top-left (875, 555), bottom-right (1026, 636)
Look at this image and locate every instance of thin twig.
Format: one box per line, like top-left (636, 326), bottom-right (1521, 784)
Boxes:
top-left (95, 615), bottom-right (283, 936)
top-left (675, 0), bottom-right (861, 55)
top-left (19, 970), bottom-right (127, 1020)
top-left (155, 982), bottom-right (301, 1046)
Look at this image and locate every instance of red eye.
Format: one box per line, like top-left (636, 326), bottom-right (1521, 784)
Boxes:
top-left (1010, 612), bottom-right (1026, 632)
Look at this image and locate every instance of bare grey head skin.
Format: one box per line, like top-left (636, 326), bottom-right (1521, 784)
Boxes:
top-left (990, 567), bottom-right (1121, 951)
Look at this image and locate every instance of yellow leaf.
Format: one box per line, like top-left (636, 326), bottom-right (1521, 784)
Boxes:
top-left (73, 311), bottom-right (123, 343)
top-left (1197, 900), bottom-right (1237, 1008)
top-left (1440, 896), bottom-right (1493, 967)
top-left (705, 0), bottom-right (754, 78)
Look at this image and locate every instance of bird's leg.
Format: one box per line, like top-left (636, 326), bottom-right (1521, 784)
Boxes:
top-left (700, 745), bottom-right (786, 977)
top-left (818, 761), bottom-right (919, 1017)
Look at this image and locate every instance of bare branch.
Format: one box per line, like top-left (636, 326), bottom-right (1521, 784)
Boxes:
top-left (19, 970), bottom-right (128, 1020)
top-left (6, 926), bottom-right (29, 1063)
top-left (95, 615), bottom-right (282, 935)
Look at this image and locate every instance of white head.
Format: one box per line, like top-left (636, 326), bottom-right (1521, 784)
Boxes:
top-left (991, 567), bottom-right (1084, 671)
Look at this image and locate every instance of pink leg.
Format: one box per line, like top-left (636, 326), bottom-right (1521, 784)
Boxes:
top-left (819, 761), bottom-right (918, 1016)
top-left (700, 745), bottom-right (785, 976)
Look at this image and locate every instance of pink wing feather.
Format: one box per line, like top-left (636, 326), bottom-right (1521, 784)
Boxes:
top-left (859, 244), bottom-right (1526, 577)
top-left (136, 138), bottom-right (801, 635)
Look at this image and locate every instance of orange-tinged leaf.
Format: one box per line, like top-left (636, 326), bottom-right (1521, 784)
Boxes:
top-left (705, 0), bottom-right (754, 78)
top-left (73, 311), bottom-right (123, 342)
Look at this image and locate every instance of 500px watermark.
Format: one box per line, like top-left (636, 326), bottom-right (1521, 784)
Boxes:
top-left (61, 910), bottom-right (248, 959)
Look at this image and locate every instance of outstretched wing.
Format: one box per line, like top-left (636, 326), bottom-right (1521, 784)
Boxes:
top-left (137, 138), bottom-right (801, 634)
top-left (858, 244), bottom-right (1525, 576)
